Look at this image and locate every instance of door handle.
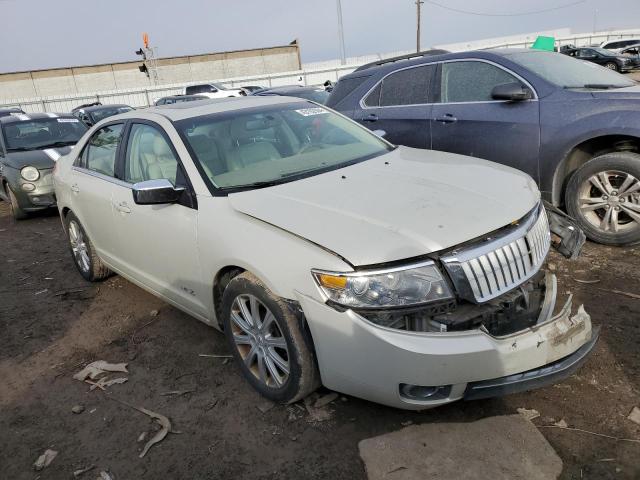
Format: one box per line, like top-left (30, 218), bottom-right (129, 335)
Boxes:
top-left (435, 114), bottom-right (458, 124)
top-left (363, 113), bottom-right (378, 122)
top-left (115, 201), bottom-right (131, 214)
top-left (70, 183), bottom-right (80, 193)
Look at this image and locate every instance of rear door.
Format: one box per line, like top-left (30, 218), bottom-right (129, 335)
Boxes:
top-left (354, 64), bottom-right (436, 149)
top-left (108, 120), bottom-right (206, 316)
top-left (68, 123), bottom-right (125, 263)
top-left (430, 59), bottom-right (541, 182)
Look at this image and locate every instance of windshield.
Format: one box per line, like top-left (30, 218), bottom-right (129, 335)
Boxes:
top-left (176, 101), bottom-right (391, 190)
top-left (503, 51), bottom-right (635, 88)
top-left (90, 106), bottom-right (133, 123)
top-left (3, 118), bottom-right (87, 151)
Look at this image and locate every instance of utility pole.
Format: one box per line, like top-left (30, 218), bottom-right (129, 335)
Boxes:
top-left (336, 0), bottom-right (346, 65)
top-left (416, 0), bottom-right (424, 52)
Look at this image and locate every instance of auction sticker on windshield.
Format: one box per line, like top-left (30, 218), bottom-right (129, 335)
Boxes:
top-left (295, 107), bottom-right (328, 116)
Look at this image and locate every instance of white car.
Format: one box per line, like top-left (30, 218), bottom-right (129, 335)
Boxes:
top-left (183, 83), bottom-right (245, 98)
top-left (53, 96), bottom-right (598, 409)
top-left (599, 38), bottom-right (640, 52)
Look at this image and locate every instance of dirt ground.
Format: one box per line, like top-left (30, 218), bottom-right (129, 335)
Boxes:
top-left (0, 201), bottom-right (639, 480)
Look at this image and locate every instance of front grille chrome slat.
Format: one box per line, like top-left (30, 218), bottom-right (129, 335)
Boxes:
top-left (442, 206), bottom-right (551, 303)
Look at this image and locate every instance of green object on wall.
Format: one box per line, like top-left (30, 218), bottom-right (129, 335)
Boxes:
top-left (531, 36), bottom-right (556, 51)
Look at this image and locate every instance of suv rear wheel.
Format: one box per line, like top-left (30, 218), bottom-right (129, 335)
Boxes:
top-left (565, 152), bottom-right (640, 245)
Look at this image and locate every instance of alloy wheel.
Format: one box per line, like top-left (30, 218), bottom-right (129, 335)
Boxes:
top-left (68, 220), bottom-right (90, 273)
top-left (229, 294), bottom-right (290, 388)
top-left (578, 169), bottom-right (640, 233)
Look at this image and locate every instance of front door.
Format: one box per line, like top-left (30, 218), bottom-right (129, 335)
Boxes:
top-left (354, 64), bottom-right (435, 149)
top-left (430, 60), bottom-right (541, 182)
top-left (109, 121), bottom-right (207, 316)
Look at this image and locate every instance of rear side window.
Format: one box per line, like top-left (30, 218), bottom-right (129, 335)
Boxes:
top-left (327, 76), bottom-right (369, 107)
top-left (80, 124), bottom-right (123, 177)
top-left (380, 65), bottom-right (434, 106)
top-left (364, 65), bottom-right (435, 107)
top-left (440, 61), bottom-right (519, 103)
top-left (186, 85), bottom-right (215, 94)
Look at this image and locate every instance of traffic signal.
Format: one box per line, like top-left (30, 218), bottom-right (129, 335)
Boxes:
top-left (135, 48), bottom-right (147, 60)
top-left (139, 63), bottom-right (149, 78)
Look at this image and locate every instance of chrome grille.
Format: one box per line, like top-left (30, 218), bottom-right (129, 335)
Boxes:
top-left (442, 207), bottom-right (551, 303)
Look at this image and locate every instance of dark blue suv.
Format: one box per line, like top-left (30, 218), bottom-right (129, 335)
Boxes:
top-left (327, 49), bottom-right (640, 246)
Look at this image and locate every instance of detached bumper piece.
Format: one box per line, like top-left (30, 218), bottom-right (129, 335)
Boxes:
top-left (463, 326), bottom-right (600, 401)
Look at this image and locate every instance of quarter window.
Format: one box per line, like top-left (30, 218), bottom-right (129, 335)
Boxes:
top-left (440, 61), bottom-right (520, 103)
top-left (124, 124), bottom-right (179, 185)
top-left (81, 123), bottom-right (123, 177)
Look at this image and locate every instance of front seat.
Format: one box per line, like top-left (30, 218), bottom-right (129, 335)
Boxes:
top-left (147, 135), bottom-right (177, 183)
top-left (226, 117), bottom-right (282, 170)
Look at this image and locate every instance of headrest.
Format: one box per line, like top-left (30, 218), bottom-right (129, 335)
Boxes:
top-left (152, 135), bottom-right (171, 156)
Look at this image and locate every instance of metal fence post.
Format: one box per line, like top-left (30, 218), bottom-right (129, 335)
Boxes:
top-left (145, 89), bottom-right (151, 107)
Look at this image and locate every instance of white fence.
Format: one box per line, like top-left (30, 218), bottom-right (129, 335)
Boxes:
top-left (3, 28), bottom-right (640, 113)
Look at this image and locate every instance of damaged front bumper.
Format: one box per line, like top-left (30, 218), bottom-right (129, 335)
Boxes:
top-left (296, 271), bottom-right (597, 410)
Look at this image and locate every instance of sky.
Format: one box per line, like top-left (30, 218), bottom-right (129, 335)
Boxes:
top-left (1, 0), bottom-right (640, 73)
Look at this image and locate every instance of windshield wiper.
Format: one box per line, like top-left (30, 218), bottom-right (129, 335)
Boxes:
top-left (6, 147), bottom-right (33, 152)
top-left (34, 141), bottom-right (75, 150)
top-left (222, 180), bottom-right (284, 191)
top-left (565, 84), bottom-right (628, 90)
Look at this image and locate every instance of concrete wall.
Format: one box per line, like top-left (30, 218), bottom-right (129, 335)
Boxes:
top-left (0, 44), bottom-right (300, 101)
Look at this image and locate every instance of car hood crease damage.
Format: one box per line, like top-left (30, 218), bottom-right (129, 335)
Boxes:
top-left (228, 147), bottom-right (540, 266)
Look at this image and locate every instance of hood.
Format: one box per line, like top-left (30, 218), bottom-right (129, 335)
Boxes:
top-left (4, 146), bottom-right (72, 170)
top-left (228, 146), bottom-right (539, 266)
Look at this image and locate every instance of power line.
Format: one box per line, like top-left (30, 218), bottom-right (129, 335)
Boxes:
top-left (425, 0), bottom-right (586, 17)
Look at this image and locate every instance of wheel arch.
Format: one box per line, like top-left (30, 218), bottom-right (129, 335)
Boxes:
top-left (552, 134), bottom-right (640, 206)
top-left (212, 265), bottom-right (246, 329)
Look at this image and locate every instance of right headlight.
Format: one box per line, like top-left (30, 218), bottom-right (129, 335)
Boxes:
top-left (312, 261), bottom-right (453, 309)
top-left (21, 166), bottom-right (40, 182)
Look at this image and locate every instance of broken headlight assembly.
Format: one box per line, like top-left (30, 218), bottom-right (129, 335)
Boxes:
top-left (312, 261), bottom-right (453, 310)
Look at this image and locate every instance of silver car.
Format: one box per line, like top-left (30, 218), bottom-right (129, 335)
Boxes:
top-left (53, 97), bottom-right (598, 409)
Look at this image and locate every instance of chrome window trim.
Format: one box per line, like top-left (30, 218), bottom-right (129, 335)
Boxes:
top-left (72, 165), bottom-right (133, 189)
top-left (358, 58), bottom-right (538, 110)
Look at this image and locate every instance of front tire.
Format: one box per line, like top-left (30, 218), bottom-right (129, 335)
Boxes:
top-left (604, 62), bottom-right (619, 71)
top-left (64, 212), bottom-right (112, 281)
top-left (221, 272), bottom-right (320, 403)
top-left (7, 187), bottom-right (28, 220)
top-left (565, 152), bottom-right (640, 245)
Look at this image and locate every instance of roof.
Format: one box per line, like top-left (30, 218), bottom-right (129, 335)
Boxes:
top-left (0, 112), bottom-right (78, 124)
top-left (113, 95), bottom-right (309, 122)
top-left (157, 95), bottom-right (207, 100)
top-left (256, 85), bottom-right (321, 94)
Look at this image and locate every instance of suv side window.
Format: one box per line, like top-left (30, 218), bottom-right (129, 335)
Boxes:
top-left (79, 123), bottom-right (124, 176)
top-left (124, 123), bottom-right (180, 185)
top-left (186, 84), bottom-right (216, 94)
top-left (439, 61), bottom-right (520, 103)
top-left (363, 65), bottom-right (434, 107)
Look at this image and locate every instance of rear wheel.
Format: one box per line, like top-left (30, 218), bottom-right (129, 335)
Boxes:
top-left (7, 187), bottom-right (28, 220)
top-left (565, 152), bottom-right (640, 245)
top-left (64, 212), bottom-right (112, 281)
top-left (604, 62), bottom-right (618, 71)
top-left (221, 272), bottom-right (320, 403)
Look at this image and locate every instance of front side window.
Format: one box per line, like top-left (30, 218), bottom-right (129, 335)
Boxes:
top-left (81, 123), bottom-right (123, 177)
top-left (124, 124), bottom-right (179, 185)
top-left (503, 50), bottom-right (635, 89)
top-left (176, 101), bottom-right (391, 191)
top-left (440, 61), bottom-right (519, 103)
top-left (2, 118), bottom-right (87, 152)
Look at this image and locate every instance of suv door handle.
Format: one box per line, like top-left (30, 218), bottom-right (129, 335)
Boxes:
top-left (363, 113), bottom-right (378, 122)
top-left (435, 114), bottom-right (457, 124)
top-left (115, 201), bottom-right (131, 214)
top-left (70, 183), bottom-right (80, 193)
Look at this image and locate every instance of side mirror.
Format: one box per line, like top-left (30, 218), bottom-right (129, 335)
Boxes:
top-left (491, 82), bottom-right (533, 101)
top-left (372, 129), bottom-right (387, 138)
top-left (132, 179), bottom-right (185, 205)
